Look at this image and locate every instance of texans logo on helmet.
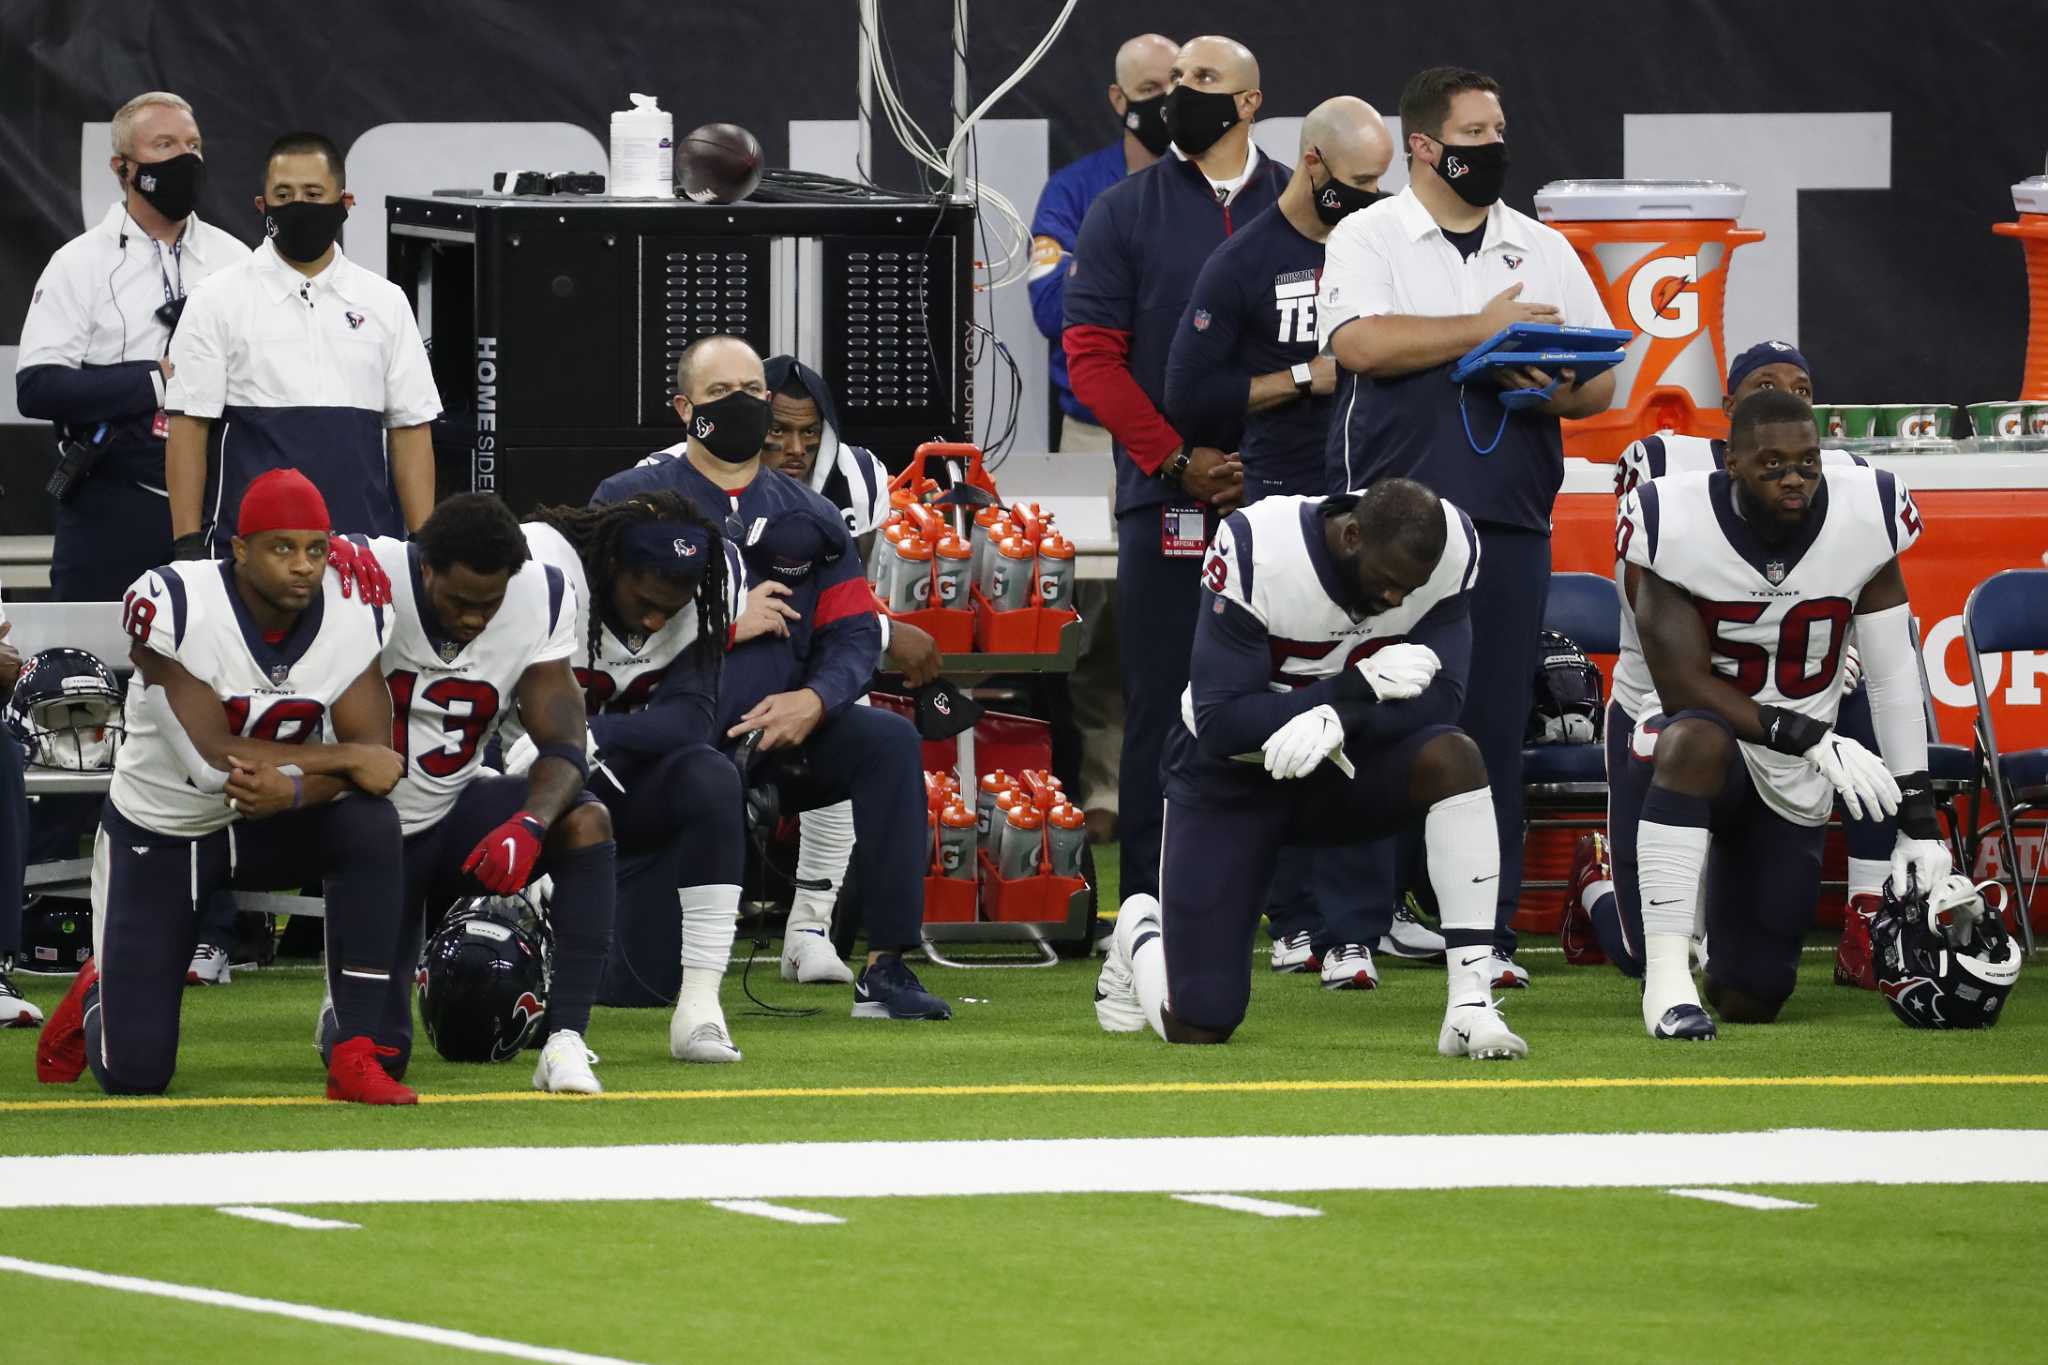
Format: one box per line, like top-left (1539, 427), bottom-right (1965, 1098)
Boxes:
top-left (496, 989), bottom-right (545, 1061)
top-left (1880, 974), bottom-right (1946, 1025)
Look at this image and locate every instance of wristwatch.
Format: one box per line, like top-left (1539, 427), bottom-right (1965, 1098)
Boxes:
top-left (1290, 362), bottom-right (1314, 396)
top-left (1159, 446), bottom-right (1192, 489)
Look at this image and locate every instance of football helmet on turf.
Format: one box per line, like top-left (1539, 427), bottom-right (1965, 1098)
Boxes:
top-left (5, 648), bottom-right (124, 769)
top-left (418, 892), bottom-right (551, 1062)
top-left (1871, 874), bottom-right (2021, 1030)
top-left (1526, 630), bottom-right (1603, 745)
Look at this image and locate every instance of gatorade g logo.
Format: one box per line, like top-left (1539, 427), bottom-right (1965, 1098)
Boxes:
top-left (1442, 154), bottom-right (1468, 180)
top-left (1627, 253), bottom-right (1700, 340)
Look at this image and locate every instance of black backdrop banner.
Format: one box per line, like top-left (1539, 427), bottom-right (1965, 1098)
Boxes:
top-left (3, 0), bottom-right (2044, 535)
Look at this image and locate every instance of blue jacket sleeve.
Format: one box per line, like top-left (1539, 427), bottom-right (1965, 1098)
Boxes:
top-left (799, 520), bottom-right (883, 717)
top-left (1028, 170), bottom-right (1086, 342)
top-left (1163, 252), bottom-right (1252, 446)
top-left (1060, 191), bottom-right (1134, 333)
top-left (588, 659), bottom-right (719, 757)
top-left (16, 360), bottom-right (160, 425)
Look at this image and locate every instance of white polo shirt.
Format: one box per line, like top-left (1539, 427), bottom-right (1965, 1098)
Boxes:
top-left (1314, 187), bottom-right (1609, 529)
top-left (165, 240), bottom-right (441, 551)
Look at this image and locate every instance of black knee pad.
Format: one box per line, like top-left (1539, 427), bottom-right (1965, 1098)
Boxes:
top-left (1704, 974), bottom-right (1786, 1024)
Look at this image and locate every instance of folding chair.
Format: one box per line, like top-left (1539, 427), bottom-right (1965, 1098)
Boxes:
top-left (1520, 573), bottom-right (1622, 893)
top-left (1909, 616), bottom-right (1983, 873)
top-left (1961, 569), bottom-right (2047, 954)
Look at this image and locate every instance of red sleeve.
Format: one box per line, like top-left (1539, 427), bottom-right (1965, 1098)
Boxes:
top-left (812, 575), bottom-right (876, 628)
top-left (1062, 324), bottom-right (1184, 473)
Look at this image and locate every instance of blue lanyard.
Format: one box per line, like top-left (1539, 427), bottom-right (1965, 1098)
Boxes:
top-left (1458, 383), bottom-right (1510, 456)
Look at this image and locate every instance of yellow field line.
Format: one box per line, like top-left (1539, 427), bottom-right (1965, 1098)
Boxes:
top-left (3, 1072), bottom-right (2044, 1115)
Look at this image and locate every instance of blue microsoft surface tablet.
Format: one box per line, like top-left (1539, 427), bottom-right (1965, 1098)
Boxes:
top-left (1449, 348), bottom-right (1630, 385)
top-left (1452, 322), bottom-right (1632, 383)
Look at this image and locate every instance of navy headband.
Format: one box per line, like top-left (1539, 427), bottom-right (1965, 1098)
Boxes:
top-left (1727, 340), bottom-right (1811, 393)
top-left (617, 520), bottom-right (712, 575)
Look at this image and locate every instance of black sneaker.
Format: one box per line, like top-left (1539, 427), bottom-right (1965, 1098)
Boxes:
top-left (0, 955), bottom-right (45, 1028)
top-left (852, 954), bottom-right (953, 1020)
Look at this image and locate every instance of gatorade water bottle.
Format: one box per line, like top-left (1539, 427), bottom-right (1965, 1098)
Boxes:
top-left (989, 787), bottom-right (1026, 843)
top-left (1045, 803), bottom-right (1087, 878)
top-left (937, 802), bottom-right (978, 879)
top-left (976, 771), bottom-right (1014, 838)
top-left (1036, 533), bottom-right (1076, 611)
top-left (932, 532), bottom-right (973, 608)
top-left (1019, 769), bottom-right (1064, 811)
top-left (982, 535), bottom-right (1035, 611)
top-left (970, 507), bottom-right (1011, 586)
top-left (887, 535), bottom-right (934, 613)
top-left (998, 804), bottom-right (1046, 880)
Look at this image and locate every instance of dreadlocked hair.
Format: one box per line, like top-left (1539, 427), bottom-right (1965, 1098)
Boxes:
top-left (530, 491), bottom-right (732, 675)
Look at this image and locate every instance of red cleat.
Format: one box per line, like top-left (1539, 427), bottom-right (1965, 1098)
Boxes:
top-left (1834, 893), bottom-right (1881, 990)
top-left (35, 957), bottom-right (98, 1084)
top-left (1560, 834), bottom-right (1611, 967)
top-left (326, 1036), bottom-right (418, 1105)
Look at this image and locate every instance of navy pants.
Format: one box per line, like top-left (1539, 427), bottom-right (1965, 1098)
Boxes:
top-left (771, 704), bottom-right (927, 951)
top-left (1594, 704), bottom-right (1823, 1011)
top-left (1160, 724), bottom-right (1453, 1036)
top-left (1116, 505), bottom-right (1206, 901)
top-left (0, 735), bottom-right (25, 958)
top-left (369, 777), bottom-right (614, 1073)
top-left (51, 477), bottom-right (172, 604)
top-left (85, 797), bottom-right (404, 1095)
top-left (1461, 523), bottom-right (1551, 954)
top-left (1264, 840), bottom-right (1396, 950)
top-left (594, 745), bottom-right (744, 1006)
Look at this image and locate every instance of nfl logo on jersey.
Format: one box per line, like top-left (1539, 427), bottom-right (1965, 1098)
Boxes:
top-left (1764, 560), bottom-right (1787, 585)
top-left (267, 663), bottom-right (290, 686)
top-left (437, 640), bottom-right (461, 663)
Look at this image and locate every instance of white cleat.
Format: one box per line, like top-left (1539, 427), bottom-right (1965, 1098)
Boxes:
top-left (1319, 943), bottom-right (1379, 991)
top-left (780, 928), bottom-right (855, 985)
top-left (532, 1030), bottom-right (603, 1094)
top-left (670, 1008), bottom-right (743, 1063)
top-left (185, 944), bottom-right (232, 986)
top-left (1489, 949), bottom-right (1531, 990)
top-left (1377, 905), bottom-right (1446, 962)
top-left (1437, 999), bottom-right (1529, 1061)
top-left (1269, 930), bottom-right (1318, 973)
top-left (0, 959), bottom-right (43, 1028)
top-left (1093, 901), bottom-right (1153, 1033)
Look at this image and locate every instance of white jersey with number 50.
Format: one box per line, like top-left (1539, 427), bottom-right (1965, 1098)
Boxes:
top-left (363, 537), bottom-right (576, 834)
top-left (1616, 465), bottom-right (1922, 825)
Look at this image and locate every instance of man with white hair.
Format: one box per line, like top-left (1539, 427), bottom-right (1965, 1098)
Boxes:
top-left (15, 92), bottom-right (248, 601)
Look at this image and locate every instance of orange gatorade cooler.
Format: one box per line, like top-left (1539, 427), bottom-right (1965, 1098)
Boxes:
top-left (1993, 175), bottom-right (2048, 400)
top-left (1534, 179), bottom-right (1765, 458)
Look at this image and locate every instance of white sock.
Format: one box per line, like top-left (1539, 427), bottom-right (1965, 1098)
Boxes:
top-left (1636, 821), bottom-right (1709, 939)
top-left (1847, 857), bottom-right (1888, 903)
top-left (789, 802), bottom-right (856, 934)
top-left (677, 884), bottom-right (740, 1017)
top-left (1423, 788), bottom-right (1499, 936)
top-left (1446, 946), bottom-right (1496, 1008)
top-left (1642, 932), bottom-right (1702, 1030)
top-left (1123, 896), bottom-right (1169, 1040)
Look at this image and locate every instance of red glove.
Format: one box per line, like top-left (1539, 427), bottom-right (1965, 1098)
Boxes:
top-left (326, 535), bottom-right (392, 608)
top-left (461, 812), bottom-right (548, 893)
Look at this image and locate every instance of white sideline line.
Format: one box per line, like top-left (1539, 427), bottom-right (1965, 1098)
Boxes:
top-left (217, 1206), bottom-right (359, 1230)
top-left (708, 1199), bottom-right (846, 1225)
top-left (0, 1130), bottom-right (2041, 1210)
top-left (0, 1255), bottom-right (649, 1365)
top-left (1173, 1193), bottom-right (1322, 1218)
top-left (1667, 1188), bottom-right (1816, 1211)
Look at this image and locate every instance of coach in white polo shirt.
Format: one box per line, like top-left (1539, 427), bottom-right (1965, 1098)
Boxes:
top-left (14, 92), bottom-right (248, 600)
top-left (1317, 66), bottom-right (1613, 985)
top-left (165, 131), bottom-right (439, 560)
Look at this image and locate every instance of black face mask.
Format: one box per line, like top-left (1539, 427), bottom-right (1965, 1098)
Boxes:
top-left (1310, 153), bottom-right (1386, 228)
top-left (687, 391), bottom-right (773, 464)
top-left (1118, 91), bottom-right (1172, 158)
top-left (263, 200), bottom-right (347, 264)
top-left (128, 152), bottom-right (205, 222)
top-left (1430, 138), bottom-right (1509, 209)
top-left (1162, 85), bottom-right (1243, 157)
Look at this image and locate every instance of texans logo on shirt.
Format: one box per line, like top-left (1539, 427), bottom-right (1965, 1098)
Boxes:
top-left (345, 310), bottom-right (365, 330)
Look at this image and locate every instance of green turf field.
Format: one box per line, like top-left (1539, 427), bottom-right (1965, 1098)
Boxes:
top-left (3, 867), bottom-right (2045, 1362)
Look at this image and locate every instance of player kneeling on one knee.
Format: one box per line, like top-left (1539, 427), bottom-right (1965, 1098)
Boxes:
top-left (1590, 388), bottom-right (1948, 1040)
top-left (1094, 478), bottom-right (1527, 1060)
top-left (36, 470), bottom-right (417, 1104)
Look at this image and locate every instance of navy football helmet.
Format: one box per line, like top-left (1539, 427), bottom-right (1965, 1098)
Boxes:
top-left (418, 892), bottom-right (550, 1062)
top-left (17, 894), bottom-right (92, 973)
top-left (1526, 630), bottom-right (1603, 745)
top-left (1871, 874), bottom-right (2021, 1030)
top-left (5, 647), bottom-right (124, 770)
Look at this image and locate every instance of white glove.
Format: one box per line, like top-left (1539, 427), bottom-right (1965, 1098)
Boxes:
top-left (1354, 643), bottom-right (1441, 702)
top-left (1838, 643), bottom-right (1863, 698)
top-left (501, 731), bottom-right (539, 777)
top-left (1886, 835), bottom-right (1954, 903)
top-left (1803, 730), bottom-right (1900, 822)
top-left (1262, 704), bottom-right (1348, 781)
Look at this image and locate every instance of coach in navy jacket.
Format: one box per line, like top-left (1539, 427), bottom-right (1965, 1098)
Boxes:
top-left (1061, 34), bottom-right (1285, 903)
